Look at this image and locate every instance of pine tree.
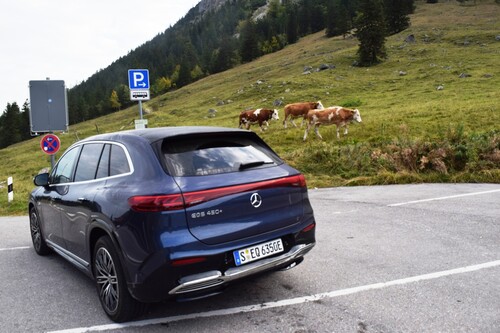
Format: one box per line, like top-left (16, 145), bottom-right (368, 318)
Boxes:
top-left (384, 0), bottom-right (413, 34)
top-left (212, 37), bottom-right (236, 73)
top-left (355, 0), bottom-right (387, 66)
top-left (286, 4), bottom-right (299, 44)
top-left (240, 20), bottom-right (260, 63)
top-left (326, 0), bottom-right (351, 38)
top-left (326, 0), bottom-right (336, 38)
top-left (116, 84), bottom-right (130, 108)
top-left (0, 103), bottom-right (22, 148)
top-left (21, 100), bottom-right (31, 140)
top-left (176, 62), bottom-right (192, 87)
top-left (309, 0), bottom-right (326, 33)
top-left (298, 0), bottom-right (313, 36)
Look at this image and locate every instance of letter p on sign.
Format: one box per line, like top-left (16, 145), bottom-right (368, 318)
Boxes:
top-left (133, 72), bottom-right (144, 86)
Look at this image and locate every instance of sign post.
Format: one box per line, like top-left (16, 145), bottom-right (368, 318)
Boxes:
top-left (128, 69), bottom-right (150, 129)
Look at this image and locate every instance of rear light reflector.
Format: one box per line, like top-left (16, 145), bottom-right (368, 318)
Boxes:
top-left (129, 174), bottom-right (307, 212)
top-left (171, 257), bottom-right (207, 267)
top-left (301, 222), bottom-right (316, 233)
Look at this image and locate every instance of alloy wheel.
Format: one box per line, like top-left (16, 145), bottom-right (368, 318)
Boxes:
top-left (95, 247), bottom-right (119, 314)
top-left (30, 211), bottom-right (42, 251)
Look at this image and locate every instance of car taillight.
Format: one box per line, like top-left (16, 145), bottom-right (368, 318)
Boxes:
top-left (129, 174), bottom-right (307, 212)
top-left (128, 194), bottom-right (185, 212)
top-left (292, 174), bottom-right (307, 187)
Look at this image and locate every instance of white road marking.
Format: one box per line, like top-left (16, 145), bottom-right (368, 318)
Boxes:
top-left (388, 189), bottom-right (500, 207)
top-left (47, 260), bottom-right (500, 333)
top-left (0, 246), bottom-right (30, 252)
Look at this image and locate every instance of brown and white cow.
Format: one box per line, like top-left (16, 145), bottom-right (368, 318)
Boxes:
top-left (283, 101), bottom-right (324, 128)
top-left (239, 108), bottom-right (279, 131)
top-left (303, 106), bottom-right (362, 141)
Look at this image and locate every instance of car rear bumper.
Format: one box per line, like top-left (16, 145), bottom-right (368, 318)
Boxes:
top-left (168, 242), bottom-right (315, 295)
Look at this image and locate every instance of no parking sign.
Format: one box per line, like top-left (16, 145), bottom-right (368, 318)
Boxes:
top-left (40, 134), bottom-right (61, 155)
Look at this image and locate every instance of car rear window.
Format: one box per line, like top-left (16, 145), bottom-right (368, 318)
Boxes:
top-left (161, 134), bottom-right (282, 176)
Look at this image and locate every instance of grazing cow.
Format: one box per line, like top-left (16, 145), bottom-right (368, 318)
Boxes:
top-left (239, 108), bottom-right (279, 131)
top-left (283, 101), bottom-right (324, 128)
top-left (303, 106), bottom-right (362, 141)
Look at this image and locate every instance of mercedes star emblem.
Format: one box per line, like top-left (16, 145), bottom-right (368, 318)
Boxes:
top-left (250, 193), bottom-right (262, 208)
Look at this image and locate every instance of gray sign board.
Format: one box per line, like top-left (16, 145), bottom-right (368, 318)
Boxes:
top-left (29, 80), bottom-right (69, 133)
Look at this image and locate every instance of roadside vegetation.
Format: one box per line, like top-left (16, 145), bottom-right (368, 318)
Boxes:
top-left (0, 1), bottom-right (498, 215)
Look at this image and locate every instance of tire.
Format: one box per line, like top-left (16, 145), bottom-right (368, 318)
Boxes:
top-left (93, 236), bottom-right (145, 322)
top-left (29, 207), bottom-right (51, 255)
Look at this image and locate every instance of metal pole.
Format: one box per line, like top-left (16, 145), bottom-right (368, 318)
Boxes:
top-left (49, 131), bottom-right (55, 169)
top-left (139, 101), bottom-right (143, 120)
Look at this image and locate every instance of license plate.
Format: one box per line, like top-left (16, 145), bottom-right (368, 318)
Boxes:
top-left (233, 238), bottom-right (284, 266)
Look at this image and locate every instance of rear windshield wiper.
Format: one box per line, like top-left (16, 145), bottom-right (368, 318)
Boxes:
top-left (238, 161), bottom-right (273, 170)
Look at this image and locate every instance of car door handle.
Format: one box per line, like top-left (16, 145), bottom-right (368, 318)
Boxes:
top-left (78, 198), bottom-right (90, 202)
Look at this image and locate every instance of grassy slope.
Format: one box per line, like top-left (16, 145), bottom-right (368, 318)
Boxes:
top-left (1, 1), bottom-right (499, 215)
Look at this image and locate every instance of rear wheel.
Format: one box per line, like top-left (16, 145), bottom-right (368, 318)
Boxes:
top-left (29, 207), bottom-right (51, 255)
top-left (93, 236), bottom-right (145, 322)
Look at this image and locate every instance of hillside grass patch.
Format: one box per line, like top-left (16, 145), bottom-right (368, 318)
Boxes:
top-left (1, 1), bottom-right (499, 215)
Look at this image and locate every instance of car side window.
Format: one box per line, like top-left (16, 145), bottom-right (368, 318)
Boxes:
top-left (74, 143), bottom-right (105, 182)
top-left (109, 144), bottom-right (130, 176)
top-left (95, 144), bottom-right (111, 179)
top-left (50, 146), bottom-right (81, 184)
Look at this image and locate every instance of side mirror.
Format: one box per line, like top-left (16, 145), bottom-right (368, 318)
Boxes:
top-left (34, 173), bottom-right (50, 187)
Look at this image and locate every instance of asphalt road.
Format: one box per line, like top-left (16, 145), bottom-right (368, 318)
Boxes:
top-left (0, 184), bottom-right (499, 333)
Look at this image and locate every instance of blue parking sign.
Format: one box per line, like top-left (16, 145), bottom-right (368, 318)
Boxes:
top-left (128, 69), bottom-right (150, 90)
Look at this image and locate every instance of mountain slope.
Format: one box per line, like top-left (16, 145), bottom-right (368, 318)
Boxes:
top-left (0, 0), bottom-right (499, 215)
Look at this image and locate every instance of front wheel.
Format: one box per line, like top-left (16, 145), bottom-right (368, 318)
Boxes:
top-left (93, 236), bottom-right (145, 322)
top-left (29, 207), bottom-right (51, 255)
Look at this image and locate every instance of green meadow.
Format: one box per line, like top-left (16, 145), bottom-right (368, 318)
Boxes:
top-left (1, 1), bottom-right (499, 215)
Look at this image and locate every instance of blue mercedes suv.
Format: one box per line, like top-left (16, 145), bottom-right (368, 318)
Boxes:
top-left (29, 126), bottom-right (316, 322)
